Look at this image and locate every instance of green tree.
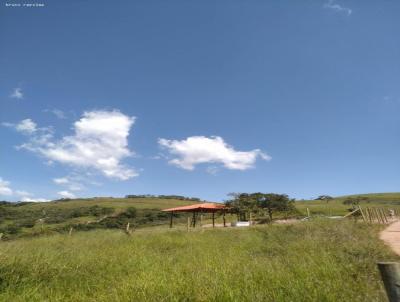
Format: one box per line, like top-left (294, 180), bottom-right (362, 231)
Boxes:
top-left (258, 194), bottom-right (295, 221)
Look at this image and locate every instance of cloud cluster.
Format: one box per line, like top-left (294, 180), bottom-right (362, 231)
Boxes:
top-left (53, 176), bottom-right (85, 191)
top-left (159, 136), bottom-right (270, 171)
top-left (5, 109), bottom-right (271, 199)
top-left (57, 190), bottom-right (76, 199)
top-left (10, 87), bottom-right (23, 99)
top-left (19, 110), bottom-right (137, 180)
top-left (324, 0), bottom-right (352, 16)
top-left (2, 119), bottom-right (37, 134)
top-left (0, 177), bottom-right (48, 202)
top-left (0, 178), bottom-right (13, 196)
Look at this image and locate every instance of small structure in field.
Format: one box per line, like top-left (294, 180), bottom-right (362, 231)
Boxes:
top-left (162, 203), bottom-right (228, 228)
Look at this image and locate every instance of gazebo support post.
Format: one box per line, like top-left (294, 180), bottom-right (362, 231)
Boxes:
top-left (223, 211), bottom-right (226, 227)
top-left (192, 212), bottom-right (196, 227)
top-left (212, 212), bottom-right (215, 228)
top-left (169, 211), bottom-right (173, 228)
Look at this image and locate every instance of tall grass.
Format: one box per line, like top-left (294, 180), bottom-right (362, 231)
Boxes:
top-left (0, 220), bottom-right (396, 301)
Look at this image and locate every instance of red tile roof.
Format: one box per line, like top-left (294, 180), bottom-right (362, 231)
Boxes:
top-left (162, 202), bottom-right (227, 212)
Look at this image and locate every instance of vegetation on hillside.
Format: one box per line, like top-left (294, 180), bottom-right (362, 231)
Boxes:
top-left (0, 197), bottom-right (196, 240)
top-left (296, 193), bottom-right (400, 217)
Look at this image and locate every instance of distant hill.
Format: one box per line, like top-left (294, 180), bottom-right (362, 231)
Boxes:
top-left (0, 197), bottom-right (202, 240)
top-left (296, 192), bottom-right (400, 216)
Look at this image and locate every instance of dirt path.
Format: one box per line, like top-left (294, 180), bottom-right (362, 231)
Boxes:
top-left (380, 220), bottom-right (400, 256)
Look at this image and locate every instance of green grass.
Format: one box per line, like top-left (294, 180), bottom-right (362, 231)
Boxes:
top-left (0, 219), bottom-right (396, 301)
top-left (0, 197), bottom-right (201, 238)
top-left (296, 192), bottom-right (400, 216)
top-left (16, 197), bottom-right (199, 211)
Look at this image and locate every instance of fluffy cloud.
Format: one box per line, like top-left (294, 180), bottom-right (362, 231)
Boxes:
top-left (0, 178), bottom-right (13, 196)
top-left (18, 110), bottom-right (137, 180)
top-left (57, 190), bottom-right (76, 199)
top-left (0, 178), bottom-right (48, 201)
top-left (16, 119), bottom-right (37, 134)
top-left (2, 119), bottom-right (37, 134)
top-left (53, 177), bottom-right (69, 185)
top-left (21, 197), bottom-right (50, 202)
top-left (53, 176), bottom-right (84, 191)
top-left (10, 87), bottom-right (23, 99)
top-left (159, 136), bottom-right (270, 171)
top-left (324, 0), bottom-right (352, 16)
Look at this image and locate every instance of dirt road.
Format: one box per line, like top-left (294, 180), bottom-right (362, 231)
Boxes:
top-left (380, 220), bottom-right (400, 256)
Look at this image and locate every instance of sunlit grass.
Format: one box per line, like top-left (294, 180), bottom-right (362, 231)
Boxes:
top-left (0, 220), bottom-right (395, 301)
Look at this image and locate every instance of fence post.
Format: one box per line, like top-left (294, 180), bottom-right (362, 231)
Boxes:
top-left (359, 206), bottom-right (366, 222)
top-left (378, 262), bottom-right (400, 302)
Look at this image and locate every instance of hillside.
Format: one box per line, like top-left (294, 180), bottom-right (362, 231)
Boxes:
top-left (3, 192), bottom-right (400, 240)
top-left (296, 192), bottom-right (400, 216)
top-left (0, 197), bottom-right (201, 239)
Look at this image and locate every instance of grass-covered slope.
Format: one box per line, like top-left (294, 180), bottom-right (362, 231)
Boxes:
top-left (0, 220), bottom-right (396, 302)
top-left (0, 197), bottom-right (201, 239)
top-left (296, 192), bottom-right (400, 216)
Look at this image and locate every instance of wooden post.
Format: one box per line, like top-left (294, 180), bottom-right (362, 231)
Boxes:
top-left (369, 208), bottom-right (373, 223)
top-left (193, 212), bottom-right (196, 227)
top-left (378, 262), bottom-right (400, 302)
top-left (187, 216), bottom-right (190, 231)
top-left (69, 227), bottom-right (73, 236)
top-left (382, 209), bottom-right (389, 223)
top-left (223, 212), bottom-right (226, 227)
top-left (370, 208), bottom-right (376, 223)
top-left (212, 212), bottom-right (215, 228)
top-left (307, 208), bottom-right (310, 218)
top-left (381, 209), bottom-right (388, 224)
top-left (200, 213), bottom-right (203, 227)
top-left (374, 208), bottom-right (383, 224)
top-left (366, 208), bottom-right (371, 223)
top-left (359, 206), bottom-right (366, 222)
top-left (169, 211), bottom-right (173, 228)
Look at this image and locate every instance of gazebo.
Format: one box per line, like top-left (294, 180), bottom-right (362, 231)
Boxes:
top-left (162, 203), bottom-right (228, 228)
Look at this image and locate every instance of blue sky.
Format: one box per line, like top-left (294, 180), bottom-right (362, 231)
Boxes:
top-left (1, 0), bottom-right (399, 202)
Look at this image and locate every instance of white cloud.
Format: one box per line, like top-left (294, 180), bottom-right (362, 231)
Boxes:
top-left (2, 119), bottom-right (37, 134)
top-left (53, 176), bottom-right (84, 191)
top-left (0, 177), bottom-right (48, 201)
top-left (324, 0), bottom-right (352, 16)
top-left (53, 177), bottom-right (69, 185)
top-left (45, 109), bottom-right (66, 119)
top-left (158, 136), bottom-right (270, 171)
top-left (57, 190), bottom-right (76, 199)
top-left (16, 119), bottom-right (37, 134)
top-left (0, 178), bottom-right (13, 196)
top-left (10, 87), bottom-right (23, 99)
top-left (21, 197), bottom-right (50, 203)
top-left (17, 110), bottom-right (137, 180)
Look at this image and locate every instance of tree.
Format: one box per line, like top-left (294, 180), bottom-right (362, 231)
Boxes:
top-left (225, 193), bottom-right (258, 221)
top-left (315, 195), bottom-right (333, 203)
top-left (225, 192), bottom-right (295, 221)
top-left (258, 194), bottom-right (295, 221)
top-left (343, 196), bottom-right (368, 208)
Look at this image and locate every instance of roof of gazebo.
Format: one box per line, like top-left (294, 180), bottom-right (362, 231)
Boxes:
top-left (162, 203), bottom-right (227, 213)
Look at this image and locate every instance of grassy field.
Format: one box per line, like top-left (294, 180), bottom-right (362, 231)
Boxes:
top-left (2, 192), bottom-right (400, 240)
top-left (0, 219), bottom-right (396, 301)
top-left (296, 192), bottom-right (400, 216)
top-left (0, 197), bottom-right (201, 239)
